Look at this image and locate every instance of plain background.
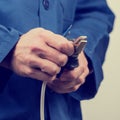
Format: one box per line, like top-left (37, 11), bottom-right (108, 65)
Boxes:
top-left (81, 0), bottom-right (120, 120)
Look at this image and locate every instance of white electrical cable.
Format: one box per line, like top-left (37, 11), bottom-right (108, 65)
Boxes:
top-left (39, 25), bottom-right (72, 120)
top-left (40, 81), bottom-right (47, 120)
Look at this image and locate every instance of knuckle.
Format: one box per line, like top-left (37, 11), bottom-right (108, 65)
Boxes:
top-left (81, 79), bottom-right (85, 84)
top-left (72, 86), bottom-right (79, 92)
top-left (86, 67), bottom-right (90, 75)
top-left (51, 67), bottom-right (61, 76)
top-left (27, 59), bottom-right (34, 66)
top-left (30, 44), bottom-right (43, 53)
top-left (80, 66), bottom-right (85, 72)
top-left (40, 65), bottom-right (47, 72)
top-left (34, 28), bottom-right (45, 33)
top-left (59, 41), bottom-right (67, 48)
top-left (30, 45), bottom-right (38, 52)
top-left (66, 42), bottom-right (74, 56)
top-left (67, 72), bottom-right (77, 80)
top-left (38, 28), bottom-right (53, 38)
top-left (58, 55), bottom-right (68, 66)
top-left (26, 57), bottom-right (38, 67)
top-left (25, 69), bottom-right (34, 76)
top-left (59, 41), bottom-right (74, 56)
top-left (78, 77), bottom-right (85, 84)
top-left (24, 55), bottom-right (33, 65)
top-left (37, 28), bottom-right (44, 31)
top-left (41, 65), bottom-right (60, 76)
top-left (47, 76), bottom-right (56, 83)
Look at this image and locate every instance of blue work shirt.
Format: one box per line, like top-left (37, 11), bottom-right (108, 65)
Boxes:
top-left (0, 0), bottom-right (114, 120)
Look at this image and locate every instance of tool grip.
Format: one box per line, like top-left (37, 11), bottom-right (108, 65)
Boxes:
top-left (57, 36), bottom-right (87, 77)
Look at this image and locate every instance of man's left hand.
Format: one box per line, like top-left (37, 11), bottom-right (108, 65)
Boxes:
top-left (47, 51), bottom-right (89, 93)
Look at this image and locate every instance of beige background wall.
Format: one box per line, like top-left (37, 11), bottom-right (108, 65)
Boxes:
top-left (81, 0), bottom-right (120, 120)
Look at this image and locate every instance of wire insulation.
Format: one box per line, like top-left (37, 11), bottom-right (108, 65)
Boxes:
top-left (40, 81), bottom-right (47, 120)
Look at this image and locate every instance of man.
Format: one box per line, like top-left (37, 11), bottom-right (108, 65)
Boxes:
top-left (0, 0), bottom-right (114, 120)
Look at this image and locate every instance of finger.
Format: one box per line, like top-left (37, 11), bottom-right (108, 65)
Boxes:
top-left (47, 83), bottom-right (71, 93)
top-left (48, 78), bottom-right (81, 91)
top-left (77, 68), bottom-right (89, 84)
top-left (26, 55), bottom-right (61, 76)
top-left (31, 41), bottom-right (68, 67)
top-left (60, 66), bottom-right (84, 81)
top-left (68, 84), bottom-right (81, 92)
top-left (32, 28), bottom-right (74, 56)
top-left (38, 45), bottom-right (68, 67)
top-left (52, 79), bottom-right (77, 89)
top-left (77, 67), bottom-right (89, 85)
top-left (47, 82), bottom-right (81, 94)
top-left (23, 66), bottom-right (56, 83)
top-left (46, 34), bottom-right (74, 56)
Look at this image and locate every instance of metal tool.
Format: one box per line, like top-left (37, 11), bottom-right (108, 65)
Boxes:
top-left (57, 36), bottom-right (87, 77)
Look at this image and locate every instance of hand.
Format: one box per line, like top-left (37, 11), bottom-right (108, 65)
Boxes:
top-left (8, 28), bottom-right (74, 82)
top-left (47, 51), bottom-right (89, 93)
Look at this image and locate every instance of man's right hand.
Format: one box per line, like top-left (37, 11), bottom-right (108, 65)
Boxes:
top-left (7, 28), bottom-right (74, 82)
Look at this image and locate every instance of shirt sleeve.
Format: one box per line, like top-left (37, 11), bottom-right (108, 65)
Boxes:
top-left (0, 24), bottom-right (21, 62)
top-left (69, 0), bottom-right (115, 100)
top-left (0, 24), bottom-right (21, 92)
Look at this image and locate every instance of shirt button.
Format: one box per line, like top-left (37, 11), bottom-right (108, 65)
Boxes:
top-left (43, 0), bottom-right (49, 10)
